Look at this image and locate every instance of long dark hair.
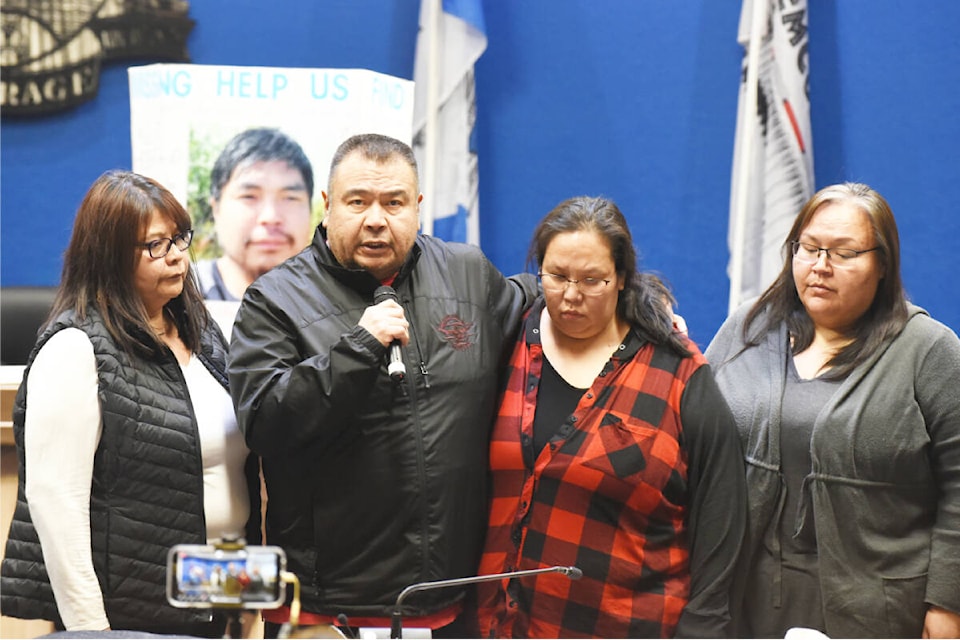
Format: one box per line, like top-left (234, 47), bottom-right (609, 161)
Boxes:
top-left (744, 182), bottom-right (908, 379)
top-left (47, 170), bottom-right (208, 356)
top-left (528, 195), bottom-right (690, 356)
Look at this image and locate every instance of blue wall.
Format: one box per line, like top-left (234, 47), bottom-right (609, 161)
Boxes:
top-left (2, 0), bottom-right (958, 346)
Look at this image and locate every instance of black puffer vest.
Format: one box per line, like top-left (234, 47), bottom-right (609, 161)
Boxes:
top-left (1, 308), bottom-right (230, 629)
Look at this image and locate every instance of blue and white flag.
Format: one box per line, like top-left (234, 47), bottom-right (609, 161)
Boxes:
top-left (412, 0), bottom-right (487, 245)
top-left (727, 0), bottom-right (814, 311)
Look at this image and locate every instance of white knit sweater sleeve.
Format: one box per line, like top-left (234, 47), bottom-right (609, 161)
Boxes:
top-left (24, 328), bottom-right (109, 630)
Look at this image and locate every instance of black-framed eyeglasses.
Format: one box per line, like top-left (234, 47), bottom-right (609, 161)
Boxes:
top-left (791, 240), bottom-right (879, 265)
top-left (139, 229), bottom-right (194, 259)
top-left (538, 272), bottom-right (612, 296)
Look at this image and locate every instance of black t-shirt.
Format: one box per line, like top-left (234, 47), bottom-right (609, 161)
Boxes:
top-left (532, 355), bottom-right (587, 454)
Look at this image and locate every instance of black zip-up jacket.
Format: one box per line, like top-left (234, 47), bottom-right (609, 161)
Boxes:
top-left (228, 229), bottom-right (536, 619)
top-left (1, 307), bottom-right (261, 630)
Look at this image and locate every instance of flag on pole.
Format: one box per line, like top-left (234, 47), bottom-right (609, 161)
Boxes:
top-left (727, 0), bottom-right (814, 312)
top-left (412, 0), bottom-right (487, 245)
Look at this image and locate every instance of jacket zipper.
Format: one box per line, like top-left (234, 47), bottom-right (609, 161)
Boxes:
top-left (404, 295), bottom-right (433, 586)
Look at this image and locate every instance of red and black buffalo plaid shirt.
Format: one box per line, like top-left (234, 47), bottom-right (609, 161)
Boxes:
top-left (477, 304), bottom-right (744, 639)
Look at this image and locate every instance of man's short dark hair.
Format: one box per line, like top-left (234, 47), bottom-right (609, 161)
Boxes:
top-left (327, 133), bottom-right (419, 195)
top-left (210, 127), bottom-right (314, 201)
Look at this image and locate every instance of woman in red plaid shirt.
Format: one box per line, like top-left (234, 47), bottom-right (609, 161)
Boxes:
top-left (476, 196), bottom-right (746, 638)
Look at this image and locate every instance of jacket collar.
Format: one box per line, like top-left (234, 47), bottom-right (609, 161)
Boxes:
top-left (312, 226), bottom-right (423, 298)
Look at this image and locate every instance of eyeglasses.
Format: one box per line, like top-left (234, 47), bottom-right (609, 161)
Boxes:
top-left (139, 229), bottom-right (194, 259)
top-left (791, 241), bottom-right (879, 266)
top-left (538, 272), bottom-right (612, 296)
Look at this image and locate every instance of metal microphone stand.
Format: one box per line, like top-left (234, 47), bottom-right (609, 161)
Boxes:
top-left (389, 566), bottom-right (581, 639)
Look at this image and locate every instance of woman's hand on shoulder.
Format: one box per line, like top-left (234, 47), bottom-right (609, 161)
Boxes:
top-left (672, 312), bottom-right (688, 336)
top-left (923, 605), bottom-right (960, 639)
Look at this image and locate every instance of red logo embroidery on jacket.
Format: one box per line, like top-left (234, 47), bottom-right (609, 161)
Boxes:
top-left (436, 315), bottom-right (475, 350)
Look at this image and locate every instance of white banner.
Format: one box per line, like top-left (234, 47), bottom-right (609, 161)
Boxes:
top-left (728, 0), bottom-right (814, 311)
top-left (129, 63), bottom-right (413, 247)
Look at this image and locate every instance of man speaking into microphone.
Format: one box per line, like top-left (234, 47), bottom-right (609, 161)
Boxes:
top-left (228, 133), bottom-right (537, 638)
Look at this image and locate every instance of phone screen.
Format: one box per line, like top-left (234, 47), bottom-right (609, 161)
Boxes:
top-left (167, 544), bottom-right (286, 608)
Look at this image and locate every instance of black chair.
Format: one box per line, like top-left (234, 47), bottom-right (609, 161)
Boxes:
top-left (1, 286), bottom-right (58, 365)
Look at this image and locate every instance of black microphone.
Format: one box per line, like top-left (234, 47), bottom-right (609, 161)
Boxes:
top-left (337, 613), bottom-right (357, 639)
top-left (373, 285), bottom-right (406, 383)
top-left (389, 565), bottom-right (582, 639)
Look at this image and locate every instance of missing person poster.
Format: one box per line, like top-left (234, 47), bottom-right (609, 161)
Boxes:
top-left (129, 63), bottom-right (414, 259)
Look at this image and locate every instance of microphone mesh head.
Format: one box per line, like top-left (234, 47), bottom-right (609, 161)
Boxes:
top-left (373, 285), bottom-right (398, 304)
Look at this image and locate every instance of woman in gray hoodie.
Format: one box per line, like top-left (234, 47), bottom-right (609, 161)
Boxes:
top-left (706, 182), bottom-right (960, 639)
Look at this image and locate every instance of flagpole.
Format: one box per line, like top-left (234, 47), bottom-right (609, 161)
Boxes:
top-left (421, 0), bottom-right (441, 237)
top-left (728, 0), bottom-right (766, 314)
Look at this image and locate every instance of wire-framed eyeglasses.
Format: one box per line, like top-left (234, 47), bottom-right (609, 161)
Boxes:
top-left (139, 229), bottom-right (194, 259)
top-left (791, 240), bottom-right (879, 266)
top-left (538, 272), bottom-right (612, 296)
